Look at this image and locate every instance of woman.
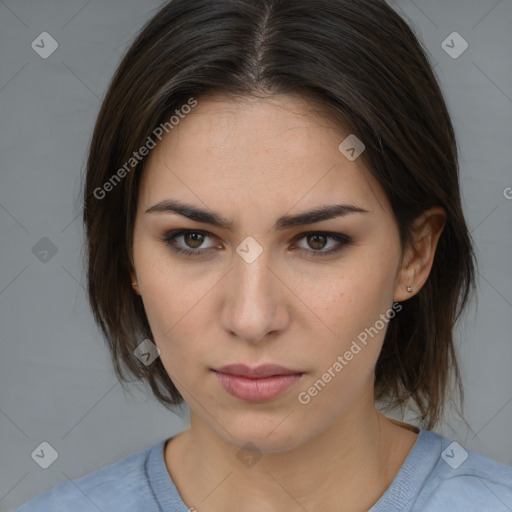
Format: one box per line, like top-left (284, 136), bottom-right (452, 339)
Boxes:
top-left (15, 0), bottom-right (512, 510)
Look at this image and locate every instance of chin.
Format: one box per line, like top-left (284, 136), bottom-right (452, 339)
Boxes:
top-left (213, 412), bottom-right (312, 454)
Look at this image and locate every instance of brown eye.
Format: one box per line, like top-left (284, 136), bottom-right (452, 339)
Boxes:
top-left (184, 232), bottom-right (205, 249)
top-left (291, 231), bottom-right (352, 258)
top-left (162, 230), bottom-right (219, 257)
top-left (306, 234), bottom-right (328, 250)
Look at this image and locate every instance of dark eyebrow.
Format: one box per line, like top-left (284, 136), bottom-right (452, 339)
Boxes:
top-left (145, 199), bottom-right (369, 231)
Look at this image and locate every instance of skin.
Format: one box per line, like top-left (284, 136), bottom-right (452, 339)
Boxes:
top-left (130, 93), bottom-right (446, 511)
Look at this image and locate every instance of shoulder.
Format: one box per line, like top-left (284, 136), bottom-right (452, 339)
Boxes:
top-left (13, 441), bottom-right (164, 512)
top-left (413, 431), bottom-right (512, 511)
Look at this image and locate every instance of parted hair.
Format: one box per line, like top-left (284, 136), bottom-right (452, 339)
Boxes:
top-left (83, 0), bottom-right (477, 429)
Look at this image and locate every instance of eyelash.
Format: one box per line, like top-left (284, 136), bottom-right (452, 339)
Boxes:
top-left (161, 229), bottom-right (353, 258)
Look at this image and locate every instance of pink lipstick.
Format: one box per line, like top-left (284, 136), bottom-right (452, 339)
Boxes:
top-left (212, 364), bottom-right (303, 402)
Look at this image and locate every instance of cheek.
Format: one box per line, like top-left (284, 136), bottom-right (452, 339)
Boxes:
top-left (134, 232), bottom-right (207, 329)
top-left (295, 277), bottom-right (391, 420)
top-left (140, 281), bottom-right (209, 362)
top-left (312, 258), bottom-right (397, 344)
top-left (133, 243), bottom-right (213, 369)
top-left (299, 249), bottom-right (399, 391)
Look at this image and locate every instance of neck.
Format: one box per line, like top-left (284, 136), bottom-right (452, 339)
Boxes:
top-left (165, 391), bottom-right (418, 512)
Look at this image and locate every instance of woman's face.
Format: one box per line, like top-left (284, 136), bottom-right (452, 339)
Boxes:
top-left (131, 94), bottom-right (408, 452)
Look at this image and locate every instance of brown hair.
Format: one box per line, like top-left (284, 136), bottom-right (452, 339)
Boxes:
top-left (83, 0), bottom-right (477, 429)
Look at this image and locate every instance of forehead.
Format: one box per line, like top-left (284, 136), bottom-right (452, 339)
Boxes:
top-left (153, 94), bottom-right (346, 159)
top-left (139, 94), bottom-right (389, 218)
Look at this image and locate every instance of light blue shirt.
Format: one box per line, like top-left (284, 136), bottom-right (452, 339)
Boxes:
top-left (13, 430), bottom-right (512, 511)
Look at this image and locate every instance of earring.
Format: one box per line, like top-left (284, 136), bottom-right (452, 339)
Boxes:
top-left (406, 286), bottom-right (414, 293)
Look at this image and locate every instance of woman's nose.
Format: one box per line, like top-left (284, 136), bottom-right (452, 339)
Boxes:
top-left (220, 245), bottom-right (290, 343)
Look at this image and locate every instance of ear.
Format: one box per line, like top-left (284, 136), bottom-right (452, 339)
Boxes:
top-left (130, 269), bottom-right (140, 295)
top-left (394, 206), bottom-right (446, 302)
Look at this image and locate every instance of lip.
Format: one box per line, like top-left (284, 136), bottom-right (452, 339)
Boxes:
top-left (212, 364), bottom-right (304, 402)
top-left (214, 364), bottom-right (302, 378)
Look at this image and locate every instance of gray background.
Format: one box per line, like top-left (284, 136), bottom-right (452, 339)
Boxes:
top-left (0, 0), bottom-right (511, 510)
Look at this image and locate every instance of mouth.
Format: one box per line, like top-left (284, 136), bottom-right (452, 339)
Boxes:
top-left (213, 363), bottom-right (303, 378)
top-left (211, 364), bottom-right (304, 402)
